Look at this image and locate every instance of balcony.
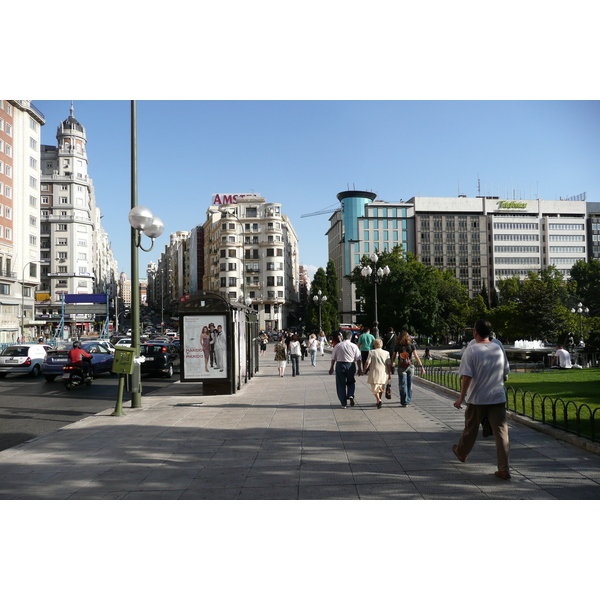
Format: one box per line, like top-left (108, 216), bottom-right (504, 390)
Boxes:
top-left (0, 270), bottom-right (17, 280)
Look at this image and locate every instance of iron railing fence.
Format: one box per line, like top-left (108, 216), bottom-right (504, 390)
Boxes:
top-left (419, 365), bottom-right (599, 443)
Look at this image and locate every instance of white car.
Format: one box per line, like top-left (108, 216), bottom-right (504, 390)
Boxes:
top-left (114, 338), bottom-right (132, 347)
top-left (0, 344), bottom-right (51, 378)
top-left (96, 339), bottom-right (116, 353)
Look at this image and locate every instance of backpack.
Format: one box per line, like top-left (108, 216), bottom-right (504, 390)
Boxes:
top-left (383, 332), bottom-right (395, 351)
top-left (397, 346), bottom-right (413, 368)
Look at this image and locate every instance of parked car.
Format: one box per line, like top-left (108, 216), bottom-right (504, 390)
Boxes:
top-left (42, 341), bottom-right (115, 382)
top-left (96, 339), bottom-right (116, 353)
top-left (0, 344), bottom-right (51, 378)
top-left (139, 342), bottom-right (181, 378)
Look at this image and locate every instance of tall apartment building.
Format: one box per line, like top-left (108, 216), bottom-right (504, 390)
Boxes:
top-left (412, 196), bottom-right (588, 295)
top-left (327, 190), bottom-right (414, 324)
top-left (0, 100), bottom-right (45, 343)
top-left (203, 195), bottom-right (300, 331)
top-left (38, 105), bottom-right (117, 336)
top-left (587, 202), bottom-right (600, 260)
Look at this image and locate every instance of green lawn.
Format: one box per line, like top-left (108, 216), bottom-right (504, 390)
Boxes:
top-left (506, 369), bottom-right (600, 407)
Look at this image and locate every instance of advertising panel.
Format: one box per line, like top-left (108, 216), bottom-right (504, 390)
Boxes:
top-left (182, 315), bottom-right (228, 379)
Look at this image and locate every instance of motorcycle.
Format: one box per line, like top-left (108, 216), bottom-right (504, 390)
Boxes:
top-left (62, 356), bottom-right (93, 390)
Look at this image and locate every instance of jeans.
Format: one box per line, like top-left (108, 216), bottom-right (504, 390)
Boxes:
top-left (290, 354), bottom-right (300, 376)
top-left (398, 365), bottom-right (415, 405)
top-left (335, 362), bottom-right (356, 406)
top-left (309, 349), bottom-right (317, 366)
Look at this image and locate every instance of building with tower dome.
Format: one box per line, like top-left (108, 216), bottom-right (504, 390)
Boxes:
top-left (38, 103), bottom-right (117, 338)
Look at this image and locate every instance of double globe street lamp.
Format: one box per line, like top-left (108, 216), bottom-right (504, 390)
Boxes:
top-left (313, 289), bottom-right (327, 333)
top-left (571, 301), bottom-right (590, 344)
top-left (361, 252), bottom-right (390, 340)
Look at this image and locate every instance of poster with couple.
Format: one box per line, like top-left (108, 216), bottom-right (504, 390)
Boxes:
top-left (182, 315), bottom-right (227, 379)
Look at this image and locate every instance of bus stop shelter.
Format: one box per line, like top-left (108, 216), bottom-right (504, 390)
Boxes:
top-left (178, 291), bottom-right (259, 395)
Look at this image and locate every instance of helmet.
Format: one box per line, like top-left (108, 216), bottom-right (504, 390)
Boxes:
top-left (73, 341), bottom-right (82, 349)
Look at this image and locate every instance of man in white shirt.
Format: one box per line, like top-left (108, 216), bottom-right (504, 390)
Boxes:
top-left (453, 319), bottom-right (511, 480)
top-left (329, 331), bottom-right (362, 408)
top-left (552, 344), bottom-right (572, 369)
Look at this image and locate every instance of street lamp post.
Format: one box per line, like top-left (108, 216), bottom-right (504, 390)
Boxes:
top-left (120, 100), bottom-right (165, 412)
top-left (360, 252), bottom-right (390, 340)
top-left (571, 302), bottom-right (590, 344)
top-left (312, 289), bottom-right (327, 334)
top-left (21, 260), bottom-right (42, 343)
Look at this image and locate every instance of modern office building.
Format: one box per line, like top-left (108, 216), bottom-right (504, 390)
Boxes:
top-left (38, 104), bottom-right (117, 337)
top-left (326, 190), bottom-right (414, 323)
top-left (587, 202), bottom-right (600, 261)
top-left (203, 194), bottom-right (300, 331)
top-left (412, 195), bottom-right (588, 295)
top-left (0, 100), bottom-right (46, 343)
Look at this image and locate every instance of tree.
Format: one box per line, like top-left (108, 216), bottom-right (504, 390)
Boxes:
top-left (347, 247), bottom-right (443, 338)
top-left (324, 259), bottom-right (340, 333)
top-left (307, 268), bottom-right (328, 334)
top-left (569, 259), bottom-right (600, 315)
top-left (491, 267), bottom-right (571, 343)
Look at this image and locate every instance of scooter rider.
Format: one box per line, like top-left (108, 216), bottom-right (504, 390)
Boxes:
top-left (68, 341), bottom-right (93, 379)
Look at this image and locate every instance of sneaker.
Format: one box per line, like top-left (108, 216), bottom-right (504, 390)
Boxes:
top-left (494, 471), bottom-right (511, 480)
top-left (348, 396), bottom-right (355, 407)
top-left (452, 444), bottom-right (467, 463)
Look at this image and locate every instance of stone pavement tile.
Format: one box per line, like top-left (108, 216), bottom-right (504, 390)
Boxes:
top-left (524, 478), bottom-right (600, 500)
top-left (351, 471), bottom-right (411, 485)
top-left (123, 490), bottom-right (185, 500)
top-left (349, 460), bottom-right (405, 474)
top-left (179, 488), bottom-right (241, 500)
top-left (298, 484), bottom-right (360, 500)
top-left (356, 482), bottom-right (423, 500)
top-left (237, 486), bottom-right (299, 500)
top-left (474, 478), bottom-right (557, 500)
top-left (188, 467), bottom-right (250, 489)
top-left (299, 470), bottom-right (355, 486)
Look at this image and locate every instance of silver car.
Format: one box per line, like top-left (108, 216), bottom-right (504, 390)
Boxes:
top-left (0, 344), bottom-right (51, 378)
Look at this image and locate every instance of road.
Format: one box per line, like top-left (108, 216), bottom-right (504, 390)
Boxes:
top-left (0, 371), bottom-right (178, 452)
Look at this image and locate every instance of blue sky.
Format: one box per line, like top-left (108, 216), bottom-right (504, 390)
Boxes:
top-left (32, 100), bottom-right (600, 280)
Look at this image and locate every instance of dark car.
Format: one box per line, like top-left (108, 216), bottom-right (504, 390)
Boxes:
top-left (139, 342), bottom-right (181, 378)
top-left (42, 341), bottom-right (115, 382)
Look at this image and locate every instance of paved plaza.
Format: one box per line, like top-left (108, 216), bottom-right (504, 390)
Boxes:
top-left (0, 352), bottom-right (599, 500)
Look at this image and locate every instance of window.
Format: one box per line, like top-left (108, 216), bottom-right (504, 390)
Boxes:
top-left (30, 157), bottom-right (37, 169)
top-left (29, 195), bottom-right (37, 207)
top-left (5, 228), bottom-right (11, 240)
top-left (4, 144), bottom-right (10, 157)
top-left (5, 165), bottom-right (12, 178)
top-left (29, 216), bottom-right (37, 226)
top-left (267, 276), bottom-right (275, 286)
top-left (59, 252), bottom-right (69, 260)
top-left (30, 117), bottom-right (38, 131)
top-left (57, 238), bottom-right (68, 245)
top-left (228, 263), bottom-right (236, 271)
top-left (29, 235), bottom-right (37, 245)
top-left (228, 277), bottom-right (237, 287)
top-left (29, 176), bottom-right (37, 188)
top-left (5, 207), bottom-right (11, 219)
top-left (41, 196), bottom-right (49, 204)
top-left (57, 224), bottom-right (68, 231)
top-left (5, 123), bottom-right (12, 136)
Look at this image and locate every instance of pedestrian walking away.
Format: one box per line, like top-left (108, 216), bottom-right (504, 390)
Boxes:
top-left (329, 330), bottom-right (363, 408)
top-left (308, 333), bottom-right (318, 366)
top-left (363, 338), bottom-right (392, 408)
top-left (357, 327), bottom-right (375, 374)
top-left (289, 334), bottom-right (302, 376)
top-left (391, 330), bottom-right (425, 406)
top-left (274, 336), bottom-right (287, 377)
top-left (318, 331), bottom-right (327, 356)
top-left (382, 327), bottom-right (396, 374)
top-left (453, 319), bottom-right (511, 480)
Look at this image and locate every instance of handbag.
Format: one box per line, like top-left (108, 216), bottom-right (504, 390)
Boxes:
top-left (385, 383), bottom-right (392, 399)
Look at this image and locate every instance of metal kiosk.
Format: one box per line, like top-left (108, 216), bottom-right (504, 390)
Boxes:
top-left (179, 291), bottom-right (259, 395)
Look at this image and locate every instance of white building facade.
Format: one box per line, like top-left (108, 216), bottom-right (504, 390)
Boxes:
top-left (0, 100), bottom-right (45, 343)
top-left (203, 194), bottom-right (300, 331)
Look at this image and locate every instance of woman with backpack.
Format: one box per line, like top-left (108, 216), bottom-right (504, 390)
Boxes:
top-left (391, 330), bottom-right (425, 406)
